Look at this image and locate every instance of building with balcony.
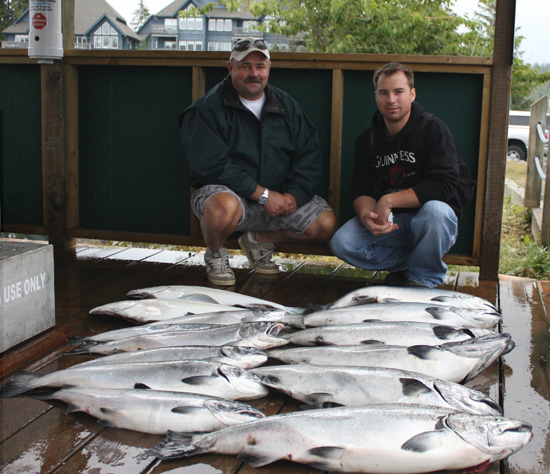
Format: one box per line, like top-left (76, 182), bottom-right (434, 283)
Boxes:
top-left (1, 0), bottom-right (141, 51)
top-left (138, 0), bottom-right (292, 52)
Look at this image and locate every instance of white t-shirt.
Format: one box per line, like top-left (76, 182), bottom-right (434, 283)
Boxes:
top-left (239, 94), bottom-right (265, 120)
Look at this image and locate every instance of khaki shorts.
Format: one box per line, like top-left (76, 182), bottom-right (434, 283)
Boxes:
top-left (191, 184), bottom-right (333, 235)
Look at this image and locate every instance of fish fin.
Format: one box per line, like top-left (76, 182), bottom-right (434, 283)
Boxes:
top-left (149, 431), bottom-right (205, 460)
top-left (308, 446), bottom-right (346, 458)
top-left (181, 376), bottom-right (215, 386)
top-left (401, 430), bottom-right (446, 453)
top-left (464, 460), bottom-right (491, 473)
top-left (360, 339), bottom-right (384, 345)
top-left (353, 295), bottom-right (377, 304)
top-left (0, 371), bottom-right (41, 398)
top-left (433, 325), bottom-right (463, 340)
top-left (134, 383), bottom-right (152, 389)
top-left (321, 401), bottom-right (345, 408)
top-left (400, 378), bottom-right (432, 396)
top-left (237, 451), bottom-right (280, 467)
top-left (171, 406), bottom-right (205, 415)
top-left (180, 293), bottom-right (220, 304)
top-left (407, 345), bottom-right (438, 360)
top-left (361, 319), bottom-right (381, 323)
top-left (67, 340), bottom-right (100, 354)
top-left (66, 403), bottom-right (82, 414)
top-left (302, 392), bottom-right (335, 406)
top-left (25, 387), bottom-right (60, 400)
top-left (98, 420), bottom-right (118, 428)
top-left (308, 462), bottom-right (335, 471)
top-left (424, 306), bottom-right (447, 320)
top-left (100, 407), bottom-right (121, 415)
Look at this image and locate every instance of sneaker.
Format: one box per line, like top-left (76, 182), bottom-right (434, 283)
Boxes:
top-left (238, 232), bottom-right (280, 275)
top-left (204, 248), bottom-right (236, 286)
top-left (384, 269), bottom-right (409, 286)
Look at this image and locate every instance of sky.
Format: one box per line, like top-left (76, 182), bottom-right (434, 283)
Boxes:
top-left (108, 0), bottom-right (550, 65)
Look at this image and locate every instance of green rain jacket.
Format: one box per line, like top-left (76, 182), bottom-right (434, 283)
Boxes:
top-left (179, 75), bottom-right (322, 207)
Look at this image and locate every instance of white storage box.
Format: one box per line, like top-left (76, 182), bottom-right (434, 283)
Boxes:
top-left (0, 241), bottom-right (55, 352)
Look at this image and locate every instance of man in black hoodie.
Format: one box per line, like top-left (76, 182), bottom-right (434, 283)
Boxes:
top-left (330, 62), bottom-right (460, 288)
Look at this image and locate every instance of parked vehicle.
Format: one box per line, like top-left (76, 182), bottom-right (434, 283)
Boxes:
top-left (508, 110), bottom-right (550, 161)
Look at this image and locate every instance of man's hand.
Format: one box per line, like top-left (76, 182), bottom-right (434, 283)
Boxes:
top-left (354, 195), bottom-right (398, 236)
top-left (263, 190), bottom-right (288, 217)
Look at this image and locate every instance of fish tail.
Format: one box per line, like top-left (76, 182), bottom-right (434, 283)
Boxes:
top-left (0, 371), bottom-right (41, 398)
top-left (66, 335), bottom-right (88, 346)
top-left (149, 431), bottom-right (206, 460)
top-left (67, 340), bottom-right (100, 354)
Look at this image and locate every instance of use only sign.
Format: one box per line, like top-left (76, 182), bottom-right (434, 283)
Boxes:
top-left (0, 242), bottom-right (55, 352)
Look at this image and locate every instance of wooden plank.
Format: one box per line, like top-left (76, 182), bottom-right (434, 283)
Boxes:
top-left (499, 276), bottom-right (550, 473)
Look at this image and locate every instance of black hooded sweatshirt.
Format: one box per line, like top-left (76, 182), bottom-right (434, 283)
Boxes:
top-left (351, 102), bottom-right (462, 218)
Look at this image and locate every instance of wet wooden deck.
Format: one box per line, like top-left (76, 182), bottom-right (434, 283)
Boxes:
top-left (1, 244), bottom-right (549, 474)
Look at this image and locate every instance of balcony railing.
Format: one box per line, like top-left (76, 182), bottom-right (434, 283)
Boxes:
top-left (152, 25), bottom-right (178, 35)
top-left (1, 41), bottom-right (28, 49)
top-left (232, 27), bottom-right (263, 38)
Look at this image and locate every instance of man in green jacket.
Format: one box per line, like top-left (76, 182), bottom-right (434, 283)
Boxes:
top-left (179, 38), bottom-right (336, 286)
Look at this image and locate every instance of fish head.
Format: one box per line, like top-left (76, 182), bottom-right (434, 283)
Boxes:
top-left (432, 381), bottom-right (502, 416)
top-left (236, 322), bottom-right (289, 350)
top-left (217, 364), bottom-right (269, 399)
top-left (205, 399), bottom-right (265, 426)
top-left (426, 306), bottom-right (502, 329)
top-left (442, 334), bottom-right (513, 383)
top-left (430, 294), bottom-right (498, 312)
top-left (442, 413), bottom-right (533, 461)
top-left (220, 346), bottom-right (268, 368)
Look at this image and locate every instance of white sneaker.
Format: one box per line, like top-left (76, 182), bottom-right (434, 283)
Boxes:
top-left (204, 248), bottom-right (236, 286)
top-left (238, 232), bottom-right (280, 275)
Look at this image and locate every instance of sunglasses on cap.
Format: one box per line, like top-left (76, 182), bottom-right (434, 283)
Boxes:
top-left (232, 39), bottom-right (268, 52)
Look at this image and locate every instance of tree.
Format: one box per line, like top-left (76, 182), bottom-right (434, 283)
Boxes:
top-left (0, 0), bottom-right (29, 41)
top-left (219, 0), bottom-right (472, 54)
top-left (460, 0), bottom-right (550, 109)
top-left (130, 0), bottom-right (151, 31)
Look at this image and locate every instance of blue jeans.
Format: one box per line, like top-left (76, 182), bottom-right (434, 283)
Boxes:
top-left (330, 201), bottom-right (458, 287)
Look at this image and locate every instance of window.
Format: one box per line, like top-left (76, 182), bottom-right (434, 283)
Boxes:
top-left (208, 19), bottom-right (216, 31)
top-left (216, 19), bottom-right (224, 31)
top-left (165, 41), bottom-right (177, 50)
top-left (15, 35), bottom-right (28, 43)
top-left (74, 36), bottom-right (88, 48)
top-left (207, 41), bottom-right (232, 51)
top-left (179, 40), bottom-right (203, 51)
top-left (179, 6), bottom-right (203, 30)
top-left (224, 19), bottom-right (232, 31)
top-left (93, 22), bottom-right (119, 49)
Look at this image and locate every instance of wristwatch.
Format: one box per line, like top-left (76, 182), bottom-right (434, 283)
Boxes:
top-left (259, 188), bottom-right (269, 205)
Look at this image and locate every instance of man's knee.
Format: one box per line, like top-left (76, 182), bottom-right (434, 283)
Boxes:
top-left (203, 193), bottom-right (242, 226)
top-left (305, 210), bottom-right (337, 242)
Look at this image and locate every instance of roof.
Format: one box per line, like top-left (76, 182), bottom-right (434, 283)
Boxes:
top-left (154, 0), bottom-right (258, 19)
top-left (1, 0), bottom-right (141, 41)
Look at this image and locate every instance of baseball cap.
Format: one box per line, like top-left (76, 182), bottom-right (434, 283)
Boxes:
top-left (230, 37), bottom-right (270, 61)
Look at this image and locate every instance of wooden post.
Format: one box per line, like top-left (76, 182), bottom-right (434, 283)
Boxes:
top-left (535, 97), bottom-right (550, 245)
top-left (42, 61), bottom-right (68, 248)
top-left (479, 0), bottom-right (516, 281)
top-left (189, 66), bottom-right (206, 238)
top-left (329, 69), bottom-right (344, 221)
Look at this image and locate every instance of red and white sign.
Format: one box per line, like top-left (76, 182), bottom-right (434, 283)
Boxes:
top-left (32, 13), bottom-right (47, 30)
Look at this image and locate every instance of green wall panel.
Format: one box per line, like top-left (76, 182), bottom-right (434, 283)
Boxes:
top-left (78, 66), bottom-right (193, 235)
top-left (0, 64), bottom-right (42, 227)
